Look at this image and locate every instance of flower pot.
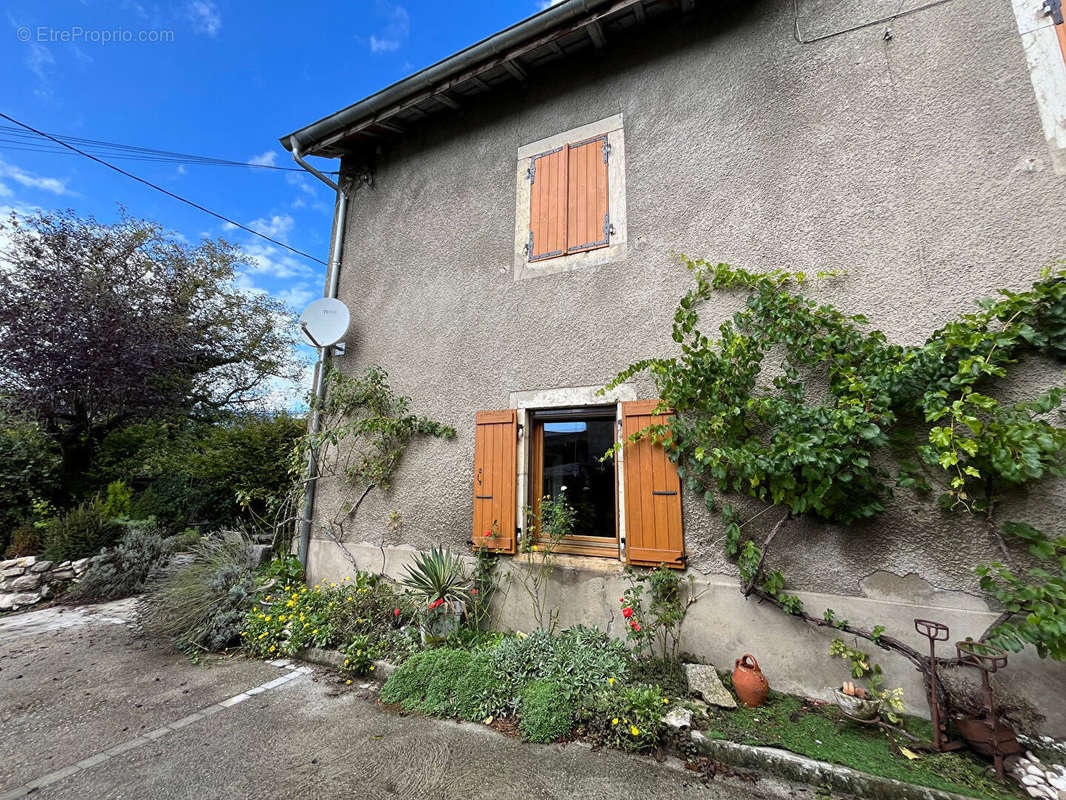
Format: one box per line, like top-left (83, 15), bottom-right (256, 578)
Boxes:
top-left (833, 687), bottom-right (881, 720)
top-left (420, 600), bottom-right (464, 645)
top-left (732, 654), bottom-right (769, 708)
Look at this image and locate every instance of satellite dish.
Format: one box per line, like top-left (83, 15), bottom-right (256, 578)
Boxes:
top-left (299, 297), bottom-right (350, 348)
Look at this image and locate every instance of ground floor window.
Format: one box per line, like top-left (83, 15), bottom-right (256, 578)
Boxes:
top-left (530, 407), bottom-right (617, 557)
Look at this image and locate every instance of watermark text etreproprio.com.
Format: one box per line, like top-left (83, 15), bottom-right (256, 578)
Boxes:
top-left (16, 26), bottom-right (175, 44)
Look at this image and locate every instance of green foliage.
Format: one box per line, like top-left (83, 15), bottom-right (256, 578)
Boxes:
top-left (606, 258), bottom-right (1066, 656)
top-left (139, 528), bottom-right (263, 653)
top-left (42, 499), bottom-right (124, 562)
top-left (0, 408), bottom-right (61, 550)
top-left (64, 523), bottom-right (169, 603)
top-left (4, 524), bottom-right (42, 558)
top-left (579, 684), bottom-right (668, 752)
top-left (977, 522), bottom-right (1066, 659)
top-left (400, 547), bottom-right (470, 606)
top-left (259, 555), bottom-right (304, 586)
top-left (339, 635), bottom-right (373, 677)
top-left (379, 648), bottom-right (466, 713)
top-left (619, 565), bottom-right (691, 661)
top-left (513, 493), bottom-right (577, 634)
top-left (95, 414), bottom-right (304, 534)
top-left (518, 680), bottom-right (574, 743)
top-left (467, 548), bottom-right (501, 631)
top-left (828, 637), bottom-right (904, 723)
top-left (243, 572), bottom-right (415, 658)
top-left (102, 480), bottom-right (133, 518)
top-left (705, 692), bottom-right (1016, 800)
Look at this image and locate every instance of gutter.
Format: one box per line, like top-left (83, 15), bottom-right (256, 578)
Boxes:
top-left (279, 0), bottom-right (615, 155)
top-left (292, 137), bottom-right (349, 567)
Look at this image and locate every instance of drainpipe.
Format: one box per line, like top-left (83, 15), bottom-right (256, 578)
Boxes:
top-left (292, 137), bottom-right (349, 567)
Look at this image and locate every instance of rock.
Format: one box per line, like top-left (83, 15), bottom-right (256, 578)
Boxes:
top-left (1031, 765), bottom-right (1048, 777)
top-left (0, 594), bottom-right (15, 611)
top-left (1, 567), bottom-right (23, 578)
top-left (72, 558), bottom-right (90, 573)
top-left (0, 558), bottom-right (19, 569)
top-left (29, 560), bottom-right (54, 573)
top-left (39, 583), bottom-right (51, 600)
top-left (1050, 777), bottom-right (1066, 791)
top-left (8, 592), bottom-right (41, 609)
top-left (11, 574), bottom-right (41, 591)
top-left (15, 556), bottom-right (36, 568)
top-left (1022, 775), bottom-right (1042, 786)
top-left (683, 664), bottom-right (737, 708)
top-left (249, 544), bottom-right (272, 565)
top-left (57, 560), bottom-right (71, 569)
top-left (49, 569), bottom-right (76, 581)
top-left (662, 707), bottom-right (693, 730)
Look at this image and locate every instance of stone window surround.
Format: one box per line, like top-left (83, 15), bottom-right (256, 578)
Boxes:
top-left (508, 383), bottom-right (637, 561)
top-left (512, 114), bottom-right (628, 280)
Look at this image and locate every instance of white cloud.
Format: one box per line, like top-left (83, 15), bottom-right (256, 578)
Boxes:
top-left (177, 165), bottom-right (187, 175)
top-left (276, 283), bottom-right (315, 310)
top-left (0, 159), bottom-right (72, 195)
top-left (248, 150), bottom-right (278, 167)
top-left (187, 0), bottom-right (222, 36)
top-left (249, 214), bottom-right (295, 240)
top-left (240, 239), bottom-right (313, 280)
top-left (370, 36), bottom-right (401, 53)
top-left (368, 4), bottom-right (409, 53)
top-left (0, 183), bottom-right (11, 198)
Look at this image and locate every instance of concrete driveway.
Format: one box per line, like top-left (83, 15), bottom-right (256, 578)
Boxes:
top-left (0, 601), bottom-right (803, 800)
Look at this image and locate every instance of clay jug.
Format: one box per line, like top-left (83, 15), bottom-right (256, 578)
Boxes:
top-left (732, 654), bottom-right (769, 708)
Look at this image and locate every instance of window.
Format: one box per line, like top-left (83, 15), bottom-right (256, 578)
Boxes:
top-left (471, 394), bottom-right (685, 567)
top-left (530, 408), bottom-right (617, 557)
top-left (514, 115), bottom-right (627, 279)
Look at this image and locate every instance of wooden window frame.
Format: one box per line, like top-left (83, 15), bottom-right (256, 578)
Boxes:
top-left (528, 406), bottom-right (620, 559)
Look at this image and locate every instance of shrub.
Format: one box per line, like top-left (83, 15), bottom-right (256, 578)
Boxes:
top-left (379, 649), bottom-right (442, 710)
top-left (453, 649), bottom-right (499, 721)
top-left (340, 635), bottom-right (373, 678)
top-left (42, 499), bottom-right (124, 562)
top-left (64, 523), bottom-right (169, 603)
top-left (165, 528), bottom-right (202, 553)
top-left (5, 523), bottom-right (41, 557)
top-left (0, 409), bottom-right (61, 547)
top-left (579, 684), bottom-right (668, 752)
top-left (518, 679), bottom-right (573, 743)
top-left (242, 573), bottom-right (415, 659)
top-left (139, 527), bottom-right (262, 653)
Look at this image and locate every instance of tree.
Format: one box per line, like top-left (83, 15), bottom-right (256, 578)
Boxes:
top-left (0, 209), bottom-right (303, 498)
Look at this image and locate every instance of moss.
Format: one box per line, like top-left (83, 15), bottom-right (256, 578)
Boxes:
top-left (702, 691), bottom-right (1022, 800)
top-left (518, 680), bottom-right (574, 743)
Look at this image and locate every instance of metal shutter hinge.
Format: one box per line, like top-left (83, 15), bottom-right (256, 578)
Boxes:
top-left (527, 162), bottom-right (536, 183)
top-left (602, 140), bottom-right (611, 163)
top-left (603, 213), bottom-right (613, 240)
top-left (1043, 0), bottom-right (1063, 24)
top-left (525, 231), bottom-right (534, 257)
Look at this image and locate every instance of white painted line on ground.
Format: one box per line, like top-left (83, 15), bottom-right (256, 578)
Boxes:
top-left (0, 661), bottom-right (310, 800)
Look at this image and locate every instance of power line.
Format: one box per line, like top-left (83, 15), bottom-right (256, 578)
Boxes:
top-left (0, 124), bottom-right (337, 173)
top-left (0, 112), bottom-right (327, 267)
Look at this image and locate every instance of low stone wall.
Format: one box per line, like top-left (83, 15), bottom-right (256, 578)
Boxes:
top-left (0, 556), bottom-right (90, 611)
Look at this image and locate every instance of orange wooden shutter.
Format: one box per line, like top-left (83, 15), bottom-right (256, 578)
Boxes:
top-left (527, 148), bottom-right (567, 261)
top-left (621, 400), bottom-right (684, 568)
top-left (472, 410), bottom-right (517, 554)
top-left (566, 135), bottom-right (610, 254)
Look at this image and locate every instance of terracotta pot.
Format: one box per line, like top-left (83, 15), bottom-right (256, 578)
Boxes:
top-left (733, 654), bottom-right (769, 708)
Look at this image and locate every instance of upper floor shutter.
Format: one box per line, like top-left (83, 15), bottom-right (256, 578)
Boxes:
top-left (621, 400), bottom-right (684, 569)
top-left (528, 148), bottom-right (568, 261)
top-left (566, 135), bottom-right (610, 254)
top-left (472, 409), bottom-right (517, 554)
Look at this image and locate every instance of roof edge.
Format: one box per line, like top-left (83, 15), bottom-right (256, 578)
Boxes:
top-left (280, 0), bottom-right (620, 156)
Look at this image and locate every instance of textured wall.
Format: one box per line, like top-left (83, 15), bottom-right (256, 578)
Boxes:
top-left (309, 0), bottom-right (1066, 708)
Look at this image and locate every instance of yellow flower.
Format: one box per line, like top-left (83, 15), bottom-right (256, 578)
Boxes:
top-left (630, 726), bottom-right (640, 736)
top-left (346, 679), bottom-right (352, 685)
top-left (663, 698), bottom-right (669, 704)
top-left (344, 659), bottom-right (350, 665)
top-left (268, 645), bottom-right (276, 653)
top-left (369, 666), bottom-right (375, 671)
top-left (312, 628), bottom-right (318, 635)
top-left (608, 677), bottom-right (615, 685)
top-left (265, 616), bottom-right (271, 622)
top-left (611, 718), bottom-right (619, 726)
top-left (257, 614), bottom-right (264, 620)
top-left (330, 582), bottom-right (337, 588)
top-left (299, 614), bottom-right (305, 621)
top-left (278, 615), bottom-right (285, 622)
top-left (258, 632), bottom-right (267, 639)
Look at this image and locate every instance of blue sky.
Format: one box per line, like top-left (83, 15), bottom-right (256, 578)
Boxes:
top-left (1, 0), bottom-right (554, 406)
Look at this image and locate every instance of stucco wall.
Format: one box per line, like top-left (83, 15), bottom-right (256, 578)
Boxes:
top-left (307, 0), bottom-right (1066, 729)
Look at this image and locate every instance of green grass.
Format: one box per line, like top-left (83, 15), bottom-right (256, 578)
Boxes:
top-left (702, 691), bottom-right (1023, 800)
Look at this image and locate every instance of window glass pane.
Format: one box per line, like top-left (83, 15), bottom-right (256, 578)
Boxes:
top-left (541, 417), bottom-right (615, 538)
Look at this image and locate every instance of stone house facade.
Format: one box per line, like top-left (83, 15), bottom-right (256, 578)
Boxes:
top-left (281, 0), bottom-right (1066, 732)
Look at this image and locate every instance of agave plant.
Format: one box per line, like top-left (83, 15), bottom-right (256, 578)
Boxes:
top-left (400, 547), bottom-right (470, 608)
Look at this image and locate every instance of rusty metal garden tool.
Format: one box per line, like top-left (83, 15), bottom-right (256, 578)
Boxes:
top-left (913, 618), bottom-right (962, 752)
top-left (955, 640), bottom-right (1020, 779)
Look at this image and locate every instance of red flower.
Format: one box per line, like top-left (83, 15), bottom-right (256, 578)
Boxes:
top-left (622, 607), bottom-right (633, 619)
top-left (429, 598), bottom-right (443, 610)
top-left (471, 589), bottom-right (477, 596)
top-left (619, 597), bottom-right (625, 603)
top-left (631, 622), bottom-right (641, 632)
top-left (393, 608), bottom-right (400, 617)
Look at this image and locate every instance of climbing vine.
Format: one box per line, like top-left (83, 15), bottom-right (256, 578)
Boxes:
top-left (605, 257), bottom-right (1066, 667)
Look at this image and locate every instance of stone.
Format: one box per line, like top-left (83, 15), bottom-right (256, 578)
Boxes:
top-left (1022, 775), bottom-right (1042, 786)
top-left (8, 592), bottom-right (41, 608)
top-left (15, 556), bottom-right (36, 568)
top-left (49, 569), bottom-right (76, 581)
top-left (661, 707), bottom-right (693, 730)
top-left (72, 558), bottom-right (90, 573)
top-left (11, 573), bottom-right (41, 591)
top-left (29, 560), bottom-right (54, 573)
top-left (683, 663), bottom-right (737, 708)
top-left (39, 583), bottom-right (51, 600)
top-left (1050, 777), bottom-right (1066, 791)
top-left (1032, 765), bottom-right (1048, 777)
top-left (0, 593), bottom-right (15, 611)
top-left (1, 566), bottom-right (23, 578)
top-left (0, 558), bottom-right (19, 569)
top-left (57, 560), bottom-right (71, 569)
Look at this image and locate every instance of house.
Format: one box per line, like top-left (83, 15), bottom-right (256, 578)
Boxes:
top-left (281, 0), bottom-right (1066, 731)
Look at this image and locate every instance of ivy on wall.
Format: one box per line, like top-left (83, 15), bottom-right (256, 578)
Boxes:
top-left (606, 258), bottom-right (1066, 665)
